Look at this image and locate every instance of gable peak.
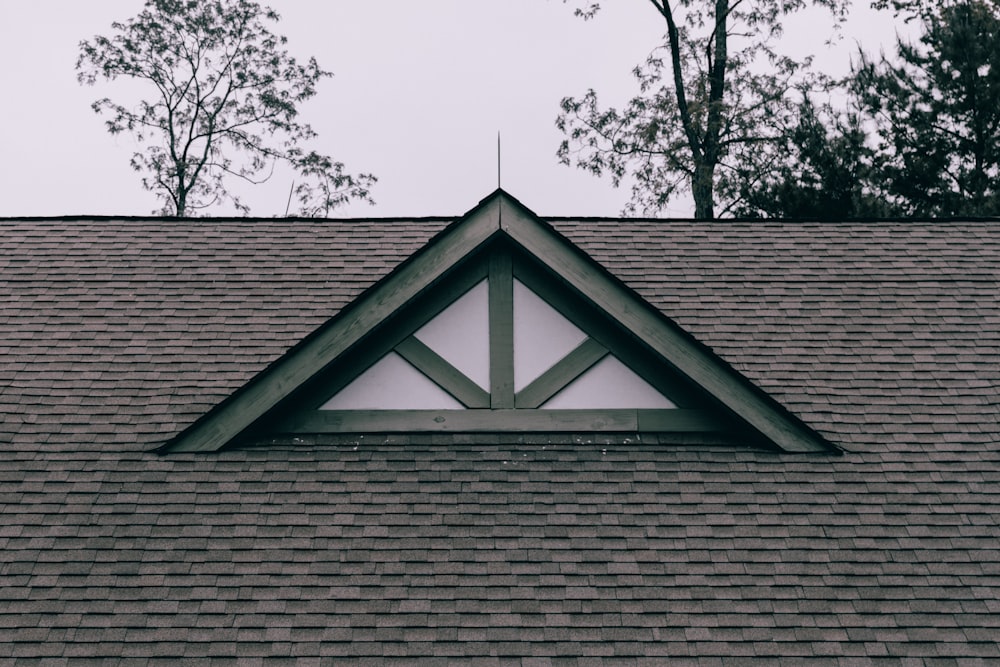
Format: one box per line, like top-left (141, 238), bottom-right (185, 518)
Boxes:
top-left (162, 192), bottom-right (835, 455)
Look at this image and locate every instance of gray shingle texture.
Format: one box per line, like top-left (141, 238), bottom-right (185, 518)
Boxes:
top-left (1, 214), bottom-right (999, 665)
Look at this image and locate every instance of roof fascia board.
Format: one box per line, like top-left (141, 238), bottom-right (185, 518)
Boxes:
top-left (162, 196), bottom-right (504, 453)
top-left (497, 196), bottom-right (834, 454)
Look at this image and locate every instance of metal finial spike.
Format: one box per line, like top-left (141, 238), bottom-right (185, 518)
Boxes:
top-left (497, 131), bottom-right (501, 189)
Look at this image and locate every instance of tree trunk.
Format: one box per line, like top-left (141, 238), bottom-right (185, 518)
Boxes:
top-left (692, 162), bottom-right (715, 219)
top-left (654, 0), bottom-right (725, 220)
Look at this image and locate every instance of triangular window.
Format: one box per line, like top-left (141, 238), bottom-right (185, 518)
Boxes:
top-left (267, 240), bottom-right (727, 436)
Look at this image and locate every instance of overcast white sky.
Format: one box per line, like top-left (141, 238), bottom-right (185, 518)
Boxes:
top-left (0, 1), bottom-right (909, 218)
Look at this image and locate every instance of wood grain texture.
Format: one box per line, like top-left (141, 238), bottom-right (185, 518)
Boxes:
top-left (166, 197), bottom-right (503, 452)
top-left (395, 336), bottom-right (490, 409)
top-left (498, 195), bottom-right (832, 453)
top-left (279, 408), bottom-right (721, 434)
top-left (167, 190), bottom-right (832, 453)
top-left (512, 255), bottom-right (699, 409)
top-left (488, 250), bottom-right (515, 408)
top-left (514, 337), bottom-right (608, 409)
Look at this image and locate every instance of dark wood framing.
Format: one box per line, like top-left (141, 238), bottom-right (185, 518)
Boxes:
top-left (510, 256), bottom-right (701, 409)
top-left (495, 195), bottom-right (834, 453)
top-left (298, 259), bottom-right (490, 410)
top-left (395, 336), bottom-right (490, 409)
top-left (269, 239), bottom-right (731, 437)
top-left (514, 337), bottom-right (608, 409)
top-left (162, 190), bottom-right (835, 453)
top-left (488, 251), bottom-right (515, 408)
top-left (278, 408), bottom-right (723, 434)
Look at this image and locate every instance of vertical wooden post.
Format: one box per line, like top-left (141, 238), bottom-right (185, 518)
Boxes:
top-left (489, 250), bottom-right (514, 408)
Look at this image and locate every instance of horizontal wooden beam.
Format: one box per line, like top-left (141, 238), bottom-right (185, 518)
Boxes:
top-left (277, 408), bottom-right (724, 434)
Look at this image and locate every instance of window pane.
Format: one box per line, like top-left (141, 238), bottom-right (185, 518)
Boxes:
top-left (513, 279), bottom-right (588, 391)
top-left (541, 355), bottom-right (676, 409)
top-left (413, 280), bottom-right (490, 390)
top-left (321, 352), bottom-right (464, 410)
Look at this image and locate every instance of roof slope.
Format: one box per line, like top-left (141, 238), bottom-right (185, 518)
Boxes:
top-left (1, 206), bottom-right (999, 664)
top-left (553, 217), bottom-right (1000, 453)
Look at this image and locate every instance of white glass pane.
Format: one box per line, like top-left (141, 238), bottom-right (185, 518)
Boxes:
top-left (513, 279), bottom-right (588, 391)
top-left (541, 355), bottom-right (676, 409)
top-left (321, 352), bottom-right (464, 410)
top-left (413, 280), bottom-right (489, 390)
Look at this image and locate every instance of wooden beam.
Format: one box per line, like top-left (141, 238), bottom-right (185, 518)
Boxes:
top-left (164, 189), bottom-right (833, 454)
top-left (515, 337), bottom-right (608, 409)
top-left (299, 262), bottom-right (489, 410)
top-left (279, 408), bottom-right (722, 434)
top-left (637, 409), bottom-right (728, 432)
top-left (163, 198), bottom-right (504, 452)
top-left (512, 255), bottom-right (698, 408)
top-left (395, 336), bottom-right (490, 409)
top-left (498, 196), bottom-right (834, 453)
top-left (489, 250), bottom-right (514, 408)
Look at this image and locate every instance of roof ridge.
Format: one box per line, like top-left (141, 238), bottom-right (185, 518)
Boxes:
top-left (548, 216), bottom-right (1000, 224)
top-left (0, 215), bottom-right (457, 224)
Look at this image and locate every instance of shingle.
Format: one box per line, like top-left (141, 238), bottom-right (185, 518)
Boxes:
top-left (1, 213), bottom-right (999, 664)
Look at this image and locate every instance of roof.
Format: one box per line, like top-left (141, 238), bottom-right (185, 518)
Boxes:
top-left (2, 192), bottom-right (999, 664)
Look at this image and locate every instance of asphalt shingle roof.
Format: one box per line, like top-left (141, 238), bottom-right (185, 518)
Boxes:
top-left (1, 209), bottom-right (999, 665)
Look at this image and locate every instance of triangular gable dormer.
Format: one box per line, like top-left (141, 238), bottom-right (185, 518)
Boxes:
top-left (162, 190), bottom-right (836, 454)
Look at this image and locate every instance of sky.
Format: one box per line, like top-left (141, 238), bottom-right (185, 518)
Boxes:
top-left (0, 1), bottom-right (911, 218)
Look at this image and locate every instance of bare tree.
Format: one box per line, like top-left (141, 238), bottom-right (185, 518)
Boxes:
top-left (78, 0), bottom-right (374, 216)
top-left (557, 0), bottom-right (849, 218)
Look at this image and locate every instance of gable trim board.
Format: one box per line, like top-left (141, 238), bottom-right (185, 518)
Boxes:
top-left (161, 190), bottom-right (836, 454)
